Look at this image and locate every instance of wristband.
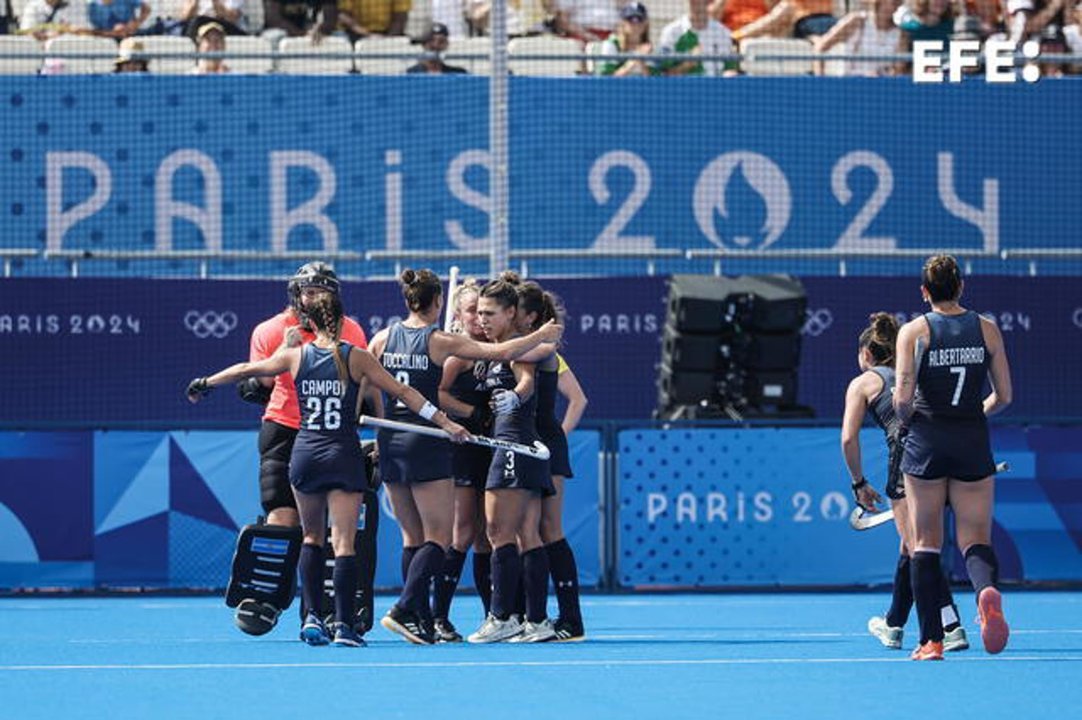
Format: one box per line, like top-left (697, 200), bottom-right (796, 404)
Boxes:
top-left (419, 401), bottom-right (438, 421)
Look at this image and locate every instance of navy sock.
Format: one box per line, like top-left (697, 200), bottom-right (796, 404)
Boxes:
top-left (546, 538), bottom-right (582, 624)
top-left (885, 554), bottom-right (912, 628)
top-left (522, 547), bottom-right (551, 623)
top-left (911, 551), bottom-right (945, 644)
top-left (401, 545), bottom-right (420, 584)
top-left (964, 544), bottom-right (999, 598)
top-left (512, 563), bottom-right (526, 618)
top-left (432, 547), bottom-right (467, 620)
top-left (473, 551), bottom-right (492, 616)
top-left (299, 543), bottom-right (324, 619)
top-left (399, 541), bottom-right (444, 615)
top-left (333, 556), bottom-right (358, 625)
top-left (490, 543), bottom-right (521, 620)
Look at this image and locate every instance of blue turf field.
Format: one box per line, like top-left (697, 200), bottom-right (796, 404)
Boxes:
top-left (2, 592), bottom-right (1080, 720)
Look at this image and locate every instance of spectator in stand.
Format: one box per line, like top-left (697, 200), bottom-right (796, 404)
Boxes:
top-left (18, 0), bottom-right (90, 40)
top-left (1067, 1), bottom-right (1082, 55)
top-left (553, 0), bottom-right (621, 40)
top-left (596, 2), bottom-right (653, 75)
top-left (181, 0), bottom-right (247, 40)
top-left (192, 20), bottom-right (231, 72)
top-left (1005, 0), bottom-right (1071, 74)
top-left (407, 21), bottom-right (469, 72)
top-left (657, 0), bottom-right (734, 75)
top-left (731, 0), bottom-right (836, 44)
top-left (264, 0), bottom-right (339, 43)
top-left (893, 0), bottom-right (952, 72)
top-left (338, 0), bottom-right (410, 42)
top-left (709, 0), bottom-right (777, 35)
top-left (87, 0), bottom-right (151, 38)
top-left (467, 0), bottom-right (549, 36)
top-left (114, 37), bottom-right (150, 71)
top-left (813, 0), bottom-right (901, 76)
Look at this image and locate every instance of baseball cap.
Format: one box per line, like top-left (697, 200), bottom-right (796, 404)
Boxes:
top-left (197, 22), bottom-right (226, 41)
top-left (620, 2), bottom-right (648, 21)
top-left (115, 39), bottom-right (148, 67)
top-left (421, 22), bottom-right (450, 42)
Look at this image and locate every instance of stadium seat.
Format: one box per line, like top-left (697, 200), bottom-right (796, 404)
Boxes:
top-left (508, 35), bottom-right (583, 76)
top-left (138, 35), bottom-right (197, 74)
top-left (821, 43), bottom-right (847, 77)
top-left (278, 36), bottom-right (354, 74)
top-left (583, 40), bottom-right (606, 75)
top-left (354, 36), bottom-right (412, 75)
top-left (225, 35), bottom-right (275, 74)
top-left (445, 36), bottom-right (491, 75)
top-left (0, 36), bottom-right (44, 75)
top-left (43, 35), bottom-right (118, 75)
top-left (740, 38), bottom-right (814, 76)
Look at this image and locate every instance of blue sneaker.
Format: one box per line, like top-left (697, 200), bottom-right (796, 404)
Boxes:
top-left (299, 612), bottom-right (330, 646)
top-left (331, 622), bottom-right (367, 647)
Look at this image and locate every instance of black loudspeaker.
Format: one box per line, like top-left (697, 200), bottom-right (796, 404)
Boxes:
top-left (657, 365), bottom-right (716, 406)
top-left (721, 332), bottom-right (802, 371)
top-left (662, 325), bottom-right (722, 372)
top-left (666, 275), bottom-right (741, 334)
top-left (658, 274), bottom-right (811, 419)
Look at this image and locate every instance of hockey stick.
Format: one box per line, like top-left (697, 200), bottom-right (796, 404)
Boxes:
top-left (358, 415), bottom-right (551, 460)
top-left (444, 265), bottom-right (460, 333)
top-left (849, 460), bottom-right (1010, 531)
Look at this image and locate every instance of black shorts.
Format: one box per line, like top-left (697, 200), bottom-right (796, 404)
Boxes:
top-left (377, 427), bottom-right (452, 484)
top-left (453, 443), bottom-right (492, 490)
top-left (258, 420), bottom-right (298, 513)
top-left (537, 424), bottom-right (573, 478)
top-left (486, 446), bottom-right (554, 495)
top-left (900, 415), bottom-right (996, 482)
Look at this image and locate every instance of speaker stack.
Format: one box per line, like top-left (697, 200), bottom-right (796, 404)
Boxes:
top-left (656, 275), bottom-right (812, 420)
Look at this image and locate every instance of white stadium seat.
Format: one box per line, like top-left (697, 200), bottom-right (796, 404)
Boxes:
top-left (508, 35), bottom-right (583, 76)
top-left (0, 35), bottom-right (43, 75)
top-left (43, 35), bottom-right (118, 75)
top-left (224, 34), bottom-right (275, 74)
top-left (277, 36), bottom-right (354, 75)
top-left (138, 35), bottom-right (197, 74)
top-left (354, 36), bottom-right (412, 76)
top-left (740, 38), bottom-right (814, 76)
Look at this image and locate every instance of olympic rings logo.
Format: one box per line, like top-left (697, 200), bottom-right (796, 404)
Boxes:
top-left (1073, 308), bottom-right (1082, 329)
top-left (801, 308), bottom-right (834, 337)
top-left (184, 310), bottom-right (238, 339)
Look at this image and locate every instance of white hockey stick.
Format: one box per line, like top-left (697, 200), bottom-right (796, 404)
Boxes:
top-left (849, 461), bottom-right (1010, 531)
top-left (444, 265), bottom-right (460, 332)
top-left (359, 415), bottom-right (551, 460)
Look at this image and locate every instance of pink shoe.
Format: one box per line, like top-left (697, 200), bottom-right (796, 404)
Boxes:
top-left (978, 587), bottom-right (1009, 654)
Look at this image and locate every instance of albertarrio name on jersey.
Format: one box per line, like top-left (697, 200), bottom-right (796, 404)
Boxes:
top-left (300, 379), bottom-right (345, 396)
top-left (382, 353), bottom-right (430, 371)
top-left (926, 346), bottom-right (985, 367)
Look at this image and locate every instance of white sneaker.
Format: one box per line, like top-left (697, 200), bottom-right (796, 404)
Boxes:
top-left (467, 613), bottom-right (523, 644)
top-left (943, 625), bottom-right (970, 652)
top-left (508, 618), bottom-right (556, 643)
top-left (867, 616), bottom-right (903, 649)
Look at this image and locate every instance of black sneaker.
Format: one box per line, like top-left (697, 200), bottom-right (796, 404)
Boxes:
top-left (380, 605), bottom-right (435, 645)
top-left (354, 606), bottom-right (374, 635)
top-left (434, 618), bottom-right (463, 643)
top-left (552, 617), bottom-right (586, 643)
top-left (330, 622), bottom-right (367, 647)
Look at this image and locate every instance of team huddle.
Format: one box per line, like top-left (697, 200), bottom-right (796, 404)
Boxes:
top-left (187, 263), bottom-right (587, 646)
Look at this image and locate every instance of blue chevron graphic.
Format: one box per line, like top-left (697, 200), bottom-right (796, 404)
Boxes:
top-left (169, 439), bottom-right (238, 532)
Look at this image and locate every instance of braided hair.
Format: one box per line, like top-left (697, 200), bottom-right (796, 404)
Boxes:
top-left (307, 293), bottom-right (348, 396)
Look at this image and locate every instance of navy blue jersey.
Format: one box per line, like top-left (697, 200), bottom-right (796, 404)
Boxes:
top-left (535, 353), bottom-right (572, 478)
top-left (913, 311), bottom-right (988, 420)
top-left (867, 366), bottom-right (900, 436)
top-left (450, 360), bottom-right (490, 434)
top-left (381, 322), bottom-right (442, 425)
top-left (296, 342), bottom-right (360, 439)
top-left (377, 322), bottom-right (450, 484)
top-left (290, 342), bottom-right (366, 494)
top-left (483, 356), bottom-right (552, 494)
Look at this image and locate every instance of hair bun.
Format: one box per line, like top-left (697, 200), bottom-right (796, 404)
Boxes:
top-left (400, 268), bottom-right (416, 285)
top-left (499, 270), bottom-right (521, 285)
